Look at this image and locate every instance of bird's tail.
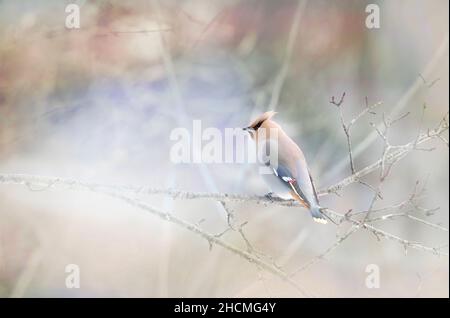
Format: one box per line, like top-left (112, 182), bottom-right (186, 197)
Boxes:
top-left (310, 206), bottom-right (328, 224)
top-left (289, 190), bottom-right (328, 224)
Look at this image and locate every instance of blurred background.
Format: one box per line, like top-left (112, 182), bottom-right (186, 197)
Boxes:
top-left (0, 0), bottom-right (448, 297)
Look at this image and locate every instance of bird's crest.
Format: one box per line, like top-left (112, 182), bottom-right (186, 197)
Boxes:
top-left (246, 111), bottom-right (277, 130)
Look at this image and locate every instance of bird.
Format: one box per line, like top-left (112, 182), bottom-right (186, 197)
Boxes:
top-left (243, 111), bottom-right (328, 224)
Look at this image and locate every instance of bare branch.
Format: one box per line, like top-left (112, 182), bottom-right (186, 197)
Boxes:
top-left (0, 173), bottom-right (447, 257)
top-left (291, 226), bottom-right (358, 275)
top-left (0, 173), bottom-right (310, 296)
top-left (327, 36), bottom-right (449, 179)
top-left (419, 74), bottom-right (441, 88)
top-left (322, 118), bottom-right (449, 195)
top-left (330, 94), bottom-right (382, 175)
top-left (368, 213), bottom-right (448, 232)
top-left (329, 92), bottom-right (346, 107)
top-left (322, 208), bottom-right (448, 256)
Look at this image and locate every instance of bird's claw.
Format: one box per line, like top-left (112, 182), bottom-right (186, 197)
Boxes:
top-left (265, 192), bottom-right (275, 202)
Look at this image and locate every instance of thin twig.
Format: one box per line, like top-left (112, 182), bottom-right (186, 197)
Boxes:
top-left (0, 173), bottom-right (310, 297)
top-left (327, 35), bottom-right (449, 179)
top-left (322, 118), bottom-right (448, 195)
top-left (0, 174), bottom-right (447, 257)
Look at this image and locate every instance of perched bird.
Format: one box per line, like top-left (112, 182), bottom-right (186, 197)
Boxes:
top-left (243, 111), bottom-right (327, 224)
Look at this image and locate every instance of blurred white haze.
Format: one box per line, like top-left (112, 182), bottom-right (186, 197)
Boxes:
top-left (0, 0), bottom-right (448, 297)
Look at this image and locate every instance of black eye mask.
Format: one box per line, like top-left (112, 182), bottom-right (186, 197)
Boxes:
top-left (253, 120), bottom-right (264, 130)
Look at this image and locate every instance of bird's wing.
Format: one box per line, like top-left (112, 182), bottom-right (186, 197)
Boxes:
top-left (271, 163), bottom-right (311, 207)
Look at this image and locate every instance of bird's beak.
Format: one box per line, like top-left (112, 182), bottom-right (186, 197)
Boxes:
top-left (242, 127), bottom-right (252, 131)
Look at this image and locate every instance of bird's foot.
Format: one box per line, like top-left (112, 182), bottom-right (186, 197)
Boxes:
top-left (265, 192), bottom-right (276, 202)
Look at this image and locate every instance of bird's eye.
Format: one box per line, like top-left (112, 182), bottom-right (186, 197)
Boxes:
top-left (253, 121), bottom-right (263, 130)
